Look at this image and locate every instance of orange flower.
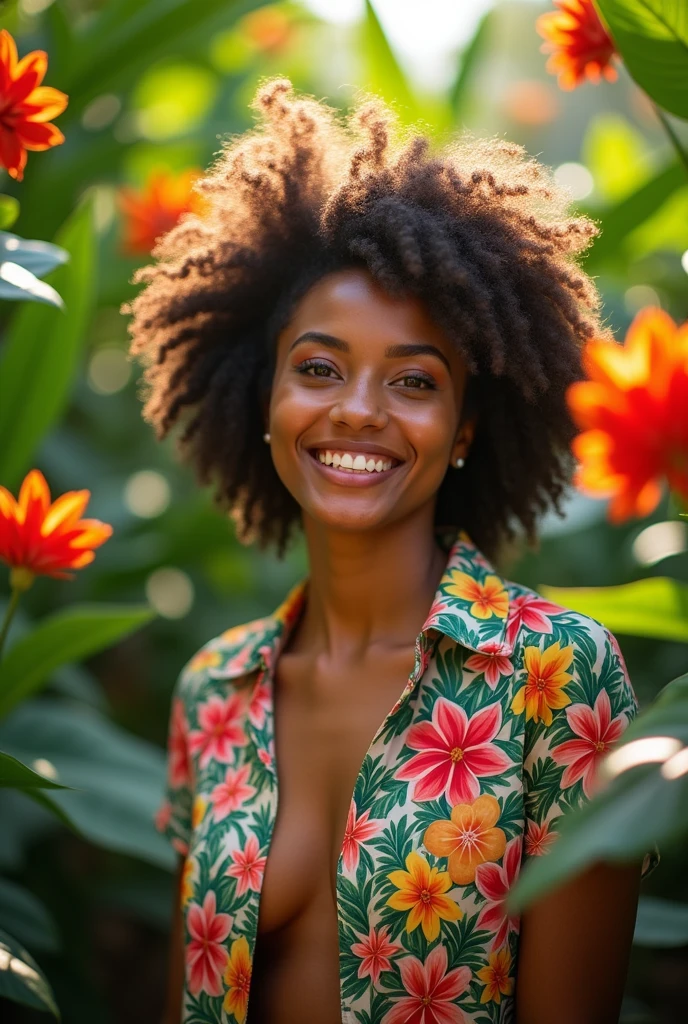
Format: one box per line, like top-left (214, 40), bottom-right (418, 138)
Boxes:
top-left (511, 640), bottom-right (574, 726)
top-left (118, 168), bottom-right (205, 254)
top-left (0, 29), bottom-right (67, 180)
top-left (0, 469), bottom-right (112, 588)
top-left (180, 856), bottom-right (196, 907)
top-left (444, 571), bottom-right (508, 619)
top-left (566, 307), bottom-right (688, 523)
top-left (477, 947), bottom-right (514, 1004)
top-left (387, 851), bottom-right (463, 942)
top-left (536, 0), bottom-right (619, 90)
top-left (423, 794), bottom-right (507, 885)
top-left (241, 6), bottom-right (295, 54)
top-left (222, 936), bottom-right (252, 1023)
top-left (189, 648), bottom-right (223, 673)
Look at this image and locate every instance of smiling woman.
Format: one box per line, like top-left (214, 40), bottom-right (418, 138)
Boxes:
top-left (126, 77), bottom-right (642, 1024)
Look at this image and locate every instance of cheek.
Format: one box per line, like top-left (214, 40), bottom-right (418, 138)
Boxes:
top-left (404, 402), bottom-right (455, 465)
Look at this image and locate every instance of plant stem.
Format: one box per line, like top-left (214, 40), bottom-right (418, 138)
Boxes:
top-left (653, 102), bottom-right (688, 178)
top-left (0, 585), bottom-right (21, 660)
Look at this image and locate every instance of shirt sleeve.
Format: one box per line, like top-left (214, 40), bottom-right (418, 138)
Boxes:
top-left (521, 619), bottom-right (652, 867)
top-left (154, 668), bottom-right (194, 858)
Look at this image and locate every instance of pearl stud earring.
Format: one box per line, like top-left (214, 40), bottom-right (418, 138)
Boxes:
top-left (263, 432), bottom-right (271, 443)
top-left (455, 456), bottom-right (465, 468)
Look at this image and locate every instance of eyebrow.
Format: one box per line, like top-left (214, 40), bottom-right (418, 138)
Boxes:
top-left (289, 332), bottom-right (451, 373)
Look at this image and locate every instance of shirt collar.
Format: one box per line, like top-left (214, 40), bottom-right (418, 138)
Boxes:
top-left (210, 528), bottom-right (513, 684)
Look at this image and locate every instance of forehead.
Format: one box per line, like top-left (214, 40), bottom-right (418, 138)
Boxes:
top-left (284, 267), bottom-right (452, 347)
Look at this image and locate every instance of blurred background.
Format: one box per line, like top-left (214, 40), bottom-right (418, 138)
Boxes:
top-left (0, 0), bottom-right (686, 1021)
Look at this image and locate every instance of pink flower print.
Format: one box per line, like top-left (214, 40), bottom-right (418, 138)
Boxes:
top-left (168, 697), bottom-right (191, 788)
top-left (351, 925), bottom-right (402, 987)
top-left (551, 688), bottom-right (627, 798)
top-left (505, 591), bottom-right (562, 648)
top-left (394, 698), bottom-right (511, 805)
top-left (210, 764), bottom-right (256, 822)
top-left (464, 642), bottom-right (514, 690)
top-left (185, 890), bottom-right (232, 997)
top-left (475, 837), bottom-right (521, 950)
top-left (257, 747), bottom-right (272, 767)
top-left (341, 799), bottom-right (383, 873)
top-left (226, 834), bottom-right (267, 896)
top-left (248, 680), bottom-right (270, 729)
top-left (381, 943), bottom-right (471, 1024)
top-left (154, 799), bottom-right (171, 833)
top-left (188, 694), bottom-right (248, 769)
top-left (525, 819), bottom-right (558, 857)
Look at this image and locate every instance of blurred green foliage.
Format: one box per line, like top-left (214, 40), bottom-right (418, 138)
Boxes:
top-left (0, 0), bottom-right (686, 1021)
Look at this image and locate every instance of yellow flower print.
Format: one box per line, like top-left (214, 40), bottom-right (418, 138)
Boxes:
top-left (477, 946), bottom-right (514, 1004)
top-left (444, 571), bottom-right (509, 619)
top-left (189, 648), bottom-right (223, 673)
top-left (423, 794), bottom-right (506, 885)
top-left (511, 640), bottom-right (574, 726)
top-left (223, 935), bottom-right (252, 1022)
top-left (180, 856), bottom-right (196, 907)
top-left (192, 795), bottom-right (208, 831)
top-left (387, 850), bottom-right (463, 941)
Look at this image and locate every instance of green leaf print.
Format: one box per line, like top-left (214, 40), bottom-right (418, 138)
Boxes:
top-left (525, 757), bottom-right (564, 822)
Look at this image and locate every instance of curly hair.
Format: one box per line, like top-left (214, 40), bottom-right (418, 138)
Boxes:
top-left (125, 75), bottom-right (612, 563)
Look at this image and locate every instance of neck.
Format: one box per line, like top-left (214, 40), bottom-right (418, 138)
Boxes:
top-left (295, 510), bottom-right (448, 661)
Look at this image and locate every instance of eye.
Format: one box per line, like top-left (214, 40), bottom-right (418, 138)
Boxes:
top-left (393, 373), bottom-right (437, 391)
top-left (295, 358), bottom-right (339, 379)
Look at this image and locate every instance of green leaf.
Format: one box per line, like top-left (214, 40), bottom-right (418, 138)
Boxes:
top-left (0, 232), bottom-right (69, 278)
top-left (360, 0), bottom-right (417, 114)
top-left (0, 700), bottom-right (173, 869)
top-left (582, 113), bottom-right (655, 202)
top-left (0, 750), bottom-right (69, 790)
top-left (537, 577), bottom-right (688, 642)
top-left (595, 0), bottom-right (688, 119)
top-left (0, 199), bottom-right (96, 492)
top-left (448, 9), bottom-right (493, 121)
top-left (0, 263), bottom-right (64, 309)
top-left (634, 896), bottom-right (688, 947)
top-left (0, 604), bottom-right (155, 719)
top-left (0, 195), bottom-right (19, 230)
top-left (0, 928), bottom-right (60, 1017)
top-left (0, 879), bottom-right (59, 953)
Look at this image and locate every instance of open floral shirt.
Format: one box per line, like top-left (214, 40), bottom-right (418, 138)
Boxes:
top-left (156, 529), bottom-right (640, 1024)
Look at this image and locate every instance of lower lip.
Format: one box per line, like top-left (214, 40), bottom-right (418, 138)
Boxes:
top-left (306, 451), bottom-right (403, 487)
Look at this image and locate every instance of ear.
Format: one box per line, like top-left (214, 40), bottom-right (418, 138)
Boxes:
top-left (451, 413), bottom-right (478, 463)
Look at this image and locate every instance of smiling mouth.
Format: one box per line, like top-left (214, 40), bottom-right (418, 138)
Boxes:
top-left (308, 448), bottom-right (402, 475)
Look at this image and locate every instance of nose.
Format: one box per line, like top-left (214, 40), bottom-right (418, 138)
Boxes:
top-left (328, 373), bottom-right (388, 431)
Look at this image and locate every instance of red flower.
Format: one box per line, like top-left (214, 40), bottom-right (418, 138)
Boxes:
top-left (525, 819), bottom-right (558, 857)
top-left (168, 697), bottom-right (191, 789)
top-left (464, 641), bottom-right (514, 690)
top-left (552, 688), bottom-right (627, 797)
top-left (536, 0), bottom-right (619, 90)
top-left (188, 694), bottom-right (248, 769)
top-left (185, 890), bottom-right (232, 997)
top-left (341, 799), bottom-right (383, 873)
top-left (475, 838), bottom-right (521, 950)
top-left (0, 468), bottom-right (112, 585)
top-left (118, 168), bottom-right (205, 254)
top-left (210, 764), bottom-right (256, 821)
top-left (395, 698), bottom-right (511, 805)
top-left (248, 680), bottom-right (270, 728)
top-left (504, 591), bottom-right (564, 649)
top-left (226, 834), bottom-right (267, 896)
top-left (0, 29), bottom-right (67, 181)
top-left (350, 925), bottom-right (402, 987)
top-left (381, 943), bottom-right (471, 1024)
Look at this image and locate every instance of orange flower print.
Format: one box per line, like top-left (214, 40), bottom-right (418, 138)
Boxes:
top-left (191, 795), bottom-right (207, 831)
top-left (445, 570), bottom-right (508, 619)
top-left (118, 168), bottom-right (205, 255)
top-left (477, 947), bottom-right (514, 1004)
top-left (566, 307), bottom-right (688, 523)
top-left (189, 648), bottom-right (223, 673)
top-left (180, 856), bottom-right (196, 907)
top-left (511, 640), bottom-right (574, 726)
top-left (222, 935), bottom-right (251, 1023)
top-left (423, 794), bottom-right (507, 885)
top-left (387, 851), bottom-right (463, 942)
top-left (0, 29), bottom-right (67, 180)
top-left (0, 469), bottom-right (112, 587)
top-left (535, 0), bottom-right (619, 90)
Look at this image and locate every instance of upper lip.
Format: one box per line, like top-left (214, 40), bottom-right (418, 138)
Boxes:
top-left (307, 440), bottom-right (405, 461)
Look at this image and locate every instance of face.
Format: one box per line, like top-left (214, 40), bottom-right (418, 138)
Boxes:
top-left (267, 267), bottom-right (476, 535)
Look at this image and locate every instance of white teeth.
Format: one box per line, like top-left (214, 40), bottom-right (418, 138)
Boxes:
top-left (315, 450), bottom-right (396, 473)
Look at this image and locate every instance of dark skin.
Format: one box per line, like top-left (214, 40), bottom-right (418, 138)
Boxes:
top-left (163, 268), bottom-right (641, 1024)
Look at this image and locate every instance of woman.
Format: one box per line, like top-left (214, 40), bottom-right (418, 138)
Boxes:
top-left (128, 78), bottom-right (643, 1024)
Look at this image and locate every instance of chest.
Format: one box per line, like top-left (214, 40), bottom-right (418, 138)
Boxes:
top-left (255, 647), bottom-right (417, 934)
